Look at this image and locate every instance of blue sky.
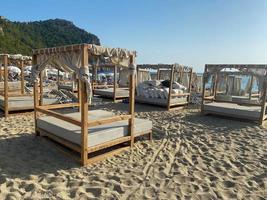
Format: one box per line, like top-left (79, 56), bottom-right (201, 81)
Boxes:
top-left (1, 0), bottom-right (267, 72)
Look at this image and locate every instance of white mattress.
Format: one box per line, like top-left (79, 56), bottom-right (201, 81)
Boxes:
top-left (94, 88), bottom-right (129, 98)
top-left (203, 102), bottom-right (262, 119)
top-left (135, 96), bottom-right (188, 106)
top-left (37, 110), bottom-right (152, 147)
top-left (0, 96), bottom-right (58, 111)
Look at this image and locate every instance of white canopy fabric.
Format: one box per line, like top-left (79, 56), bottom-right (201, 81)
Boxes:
top-left (31, 44), bottom-right (137, 103)
top-left (206, 64), bottom-right (267, 77)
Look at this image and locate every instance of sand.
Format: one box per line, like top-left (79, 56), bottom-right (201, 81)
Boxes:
top-left (0, 102), bottom-right (266, 199)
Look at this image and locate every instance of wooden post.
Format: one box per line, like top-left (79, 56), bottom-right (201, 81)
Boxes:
top-left (157, 66), bottom-right (160, 80)
top-left (21, 60), bottom-right (25, 95)
top-left (167, 65), bottom-right (174, 110)
top-left (77, 78), bottom-right (81, 111)
top-left (215, 73), bottom-right (218, 99)
top-left (188, 68), bottom-right (193, 103)
top-left (259, 75), bottom-right (267, 125)
top-left (3, 55), bottom-right (8, 117)
top-left (201, 65), bottom-right (207, 113)
top-left (249, 75), bottom-right (253, 100)
top-left (33, 54), bottom-right (40, 135)
top-left (136, 65), bottom-right (139, 87)
top-left (39, 71), bottom-right (43, 106)
top-left (91, 66), bottom-right (95, 95)
top-left (80, 45), bottom-right (89, 165)
top-left (129, 55), bottom-right (135, 148)
top-left (0, 60), bottom-right (2, 82)
top-left (57, 69), bottom-right (60, 90)
top-left (113, 65), bottom-right (117, 102)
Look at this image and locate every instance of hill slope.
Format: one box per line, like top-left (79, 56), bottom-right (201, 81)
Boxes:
top-left (0, 17), bottom-right (100, 55)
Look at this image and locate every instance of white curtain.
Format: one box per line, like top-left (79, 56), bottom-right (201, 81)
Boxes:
top-left (31, 51), bottom-right (92, 103)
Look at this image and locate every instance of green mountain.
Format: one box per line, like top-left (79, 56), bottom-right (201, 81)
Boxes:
top-left (0, 17), bottom-right (100, 55)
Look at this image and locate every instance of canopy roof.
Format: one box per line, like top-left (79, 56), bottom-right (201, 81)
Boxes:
top-left (33, 43), bottom-right (136, 67)
top-left (31, 43), bottom-right (137, 100)
top-left (205, 64), bottom-right (267, 77)
top-left (137, 63), bottom-right (192, 72)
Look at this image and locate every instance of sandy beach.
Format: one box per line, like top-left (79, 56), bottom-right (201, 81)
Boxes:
top-left (0, 103), bottom-right (266, 199)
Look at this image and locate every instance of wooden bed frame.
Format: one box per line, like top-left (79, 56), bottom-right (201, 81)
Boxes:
top-left (92, 64), bottom-right (129, 102)
top-left (0, 54), bottom-right (32, 117)
top-left (201, 64), bottom-right (267, 125)
top-left (136, 64), bottom-right (193, 110)
top-left (33, 44), bottom-right (152, 166)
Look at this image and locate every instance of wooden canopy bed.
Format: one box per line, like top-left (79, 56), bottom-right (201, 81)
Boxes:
top-left (32, 43), bottom-right (152, 166)
top-left (0, 54), bottom-right (58, 117)
top-left (201, 64), bottom-right (267, 124)
top-left (136, 64), bottom-right (193, 110)
top-left (92, 64), bottom-right (129, 102)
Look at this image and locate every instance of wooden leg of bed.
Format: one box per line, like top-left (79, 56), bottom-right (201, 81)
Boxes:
top-left (36, 131), bottom-right (40, 136)
top-left (4, 110), bottom-right (8, 118)
top-left (35, 128), bottom-right (40, 136)
top-left (86, 146), bottom-right (129, 165)
top-left (148, 132), bottom-right (152, 141)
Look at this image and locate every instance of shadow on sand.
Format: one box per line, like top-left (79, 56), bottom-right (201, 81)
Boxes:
top-left (0, 133), bottom-right (79, 180)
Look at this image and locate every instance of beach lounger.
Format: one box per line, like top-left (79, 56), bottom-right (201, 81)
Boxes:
top-left (37, 110), bottom-right (152, 149)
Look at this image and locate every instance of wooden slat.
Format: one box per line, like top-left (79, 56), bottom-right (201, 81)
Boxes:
top-left (86, 146), bottom-right (130, 165)
top-left (88, 136), bottom-right (131, 153)
top-left (38, 128), bottom-right (81, 153)
top-left (36, 107), bottom-right (82, 126)
top-left (38, 103), bottom-right (79, 110)
top-left (8, 93), bottom-right (33, 97)
top-left (88, 115), bottom-right (131, 127)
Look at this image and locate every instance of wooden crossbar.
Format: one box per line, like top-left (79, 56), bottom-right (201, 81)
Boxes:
top-left (88, 136), bottom-right (131, 153)
top-left (88, 115), bottom-right (131, 127)
top-left (6, 93), bottom-right (33, 97)
top-left (36, 107), bottom-right (82, 126)
top-left (38, 103), bottom-right (79, 110)
top-left (171, 93), bottom-right (190, 97)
